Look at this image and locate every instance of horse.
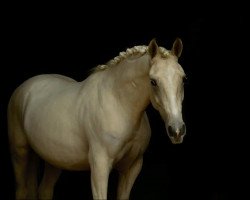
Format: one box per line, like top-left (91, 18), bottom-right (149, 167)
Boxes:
top-left (7, 38), bottom-right (186, 200)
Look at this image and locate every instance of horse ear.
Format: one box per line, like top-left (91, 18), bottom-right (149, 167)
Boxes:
top-left (148, 38), bottom-right (158, 58)
top-left (171, 38), bottom-right (183, 58)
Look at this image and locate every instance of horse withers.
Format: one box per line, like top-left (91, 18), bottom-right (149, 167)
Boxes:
top-left (8, 38), bottom-right (186, 199)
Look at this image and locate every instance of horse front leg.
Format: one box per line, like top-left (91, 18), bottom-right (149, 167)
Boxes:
top-left (117, 158), bottom-right (143, 200)
top-left (89, 149), bottom-right (112, 200)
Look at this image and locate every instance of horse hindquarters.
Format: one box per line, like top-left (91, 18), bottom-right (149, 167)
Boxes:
top-left (8, 96), bottom-right (39, 199)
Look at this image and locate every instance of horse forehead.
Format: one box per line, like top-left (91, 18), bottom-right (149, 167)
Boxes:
top-left (151, 58), bottom-right (180, 76)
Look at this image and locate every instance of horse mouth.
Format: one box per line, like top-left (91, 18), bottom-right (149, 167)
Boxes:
top-left (170, 136), bottom-right (184, 144)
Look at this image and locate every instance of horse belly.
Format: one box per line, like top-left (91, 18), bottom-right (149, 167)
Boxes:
top-left (24, 110), bottom-right (90, 171)
top-left (27, 131), bottom-right (90, 170)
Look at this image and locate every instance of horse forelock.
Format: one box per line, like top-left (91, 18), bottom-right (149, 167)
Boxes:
top-left (91, 45), bottom-right (170, 73)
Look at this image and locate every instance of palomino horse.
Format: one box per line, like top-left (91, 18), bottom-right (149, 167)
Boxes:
top-left (8, 38), bottom-right (186, 199)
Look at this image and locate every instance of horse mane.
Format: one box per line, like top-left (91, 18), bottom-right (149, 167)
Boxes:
top-left (91, 45), bottom-right (170, 73)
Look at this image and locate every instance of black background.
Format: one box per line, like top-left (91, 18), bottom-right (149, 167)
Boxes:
top-left (1, 3), bottom-right (246, 200)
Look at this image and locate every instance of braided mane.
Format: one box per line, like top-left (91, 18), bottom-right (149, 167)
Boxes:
top-left (92, 45), bottom-right (170, 73)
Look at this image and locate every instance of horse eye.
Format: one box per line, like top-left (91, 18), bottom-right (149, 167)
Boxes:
top-left (150, 79), bottom-right (157, 86)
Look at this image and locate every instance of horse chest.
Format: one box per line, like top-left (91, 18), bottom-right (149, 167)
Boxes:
top-left (97, 117), bottom-right (150, 168)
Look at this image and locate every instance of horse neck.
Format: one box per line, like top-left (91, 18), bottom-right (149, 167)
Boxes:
top-left (109, 54), bottom-right (151, 119)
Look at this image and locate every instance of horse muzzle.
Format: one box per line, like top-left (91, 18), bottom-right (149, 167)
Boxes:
top-left (167, 123), bottom-right (186, 144)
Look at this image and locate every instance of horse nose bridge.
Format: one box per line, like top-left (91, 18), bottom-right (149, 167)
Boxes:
top-left (167, 114), bottom-right (184, 127)
top-left (163, 95), bottom-right (181, 118)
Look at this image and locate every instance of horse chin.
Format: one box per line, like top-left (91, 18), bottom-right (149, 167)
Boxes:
top-left (169, 136), bottom-right (184, 144)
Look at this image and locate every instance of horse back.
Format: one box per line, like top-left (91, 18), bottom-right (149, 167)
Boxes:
top-left (8, 74), bottom-right (77, 118)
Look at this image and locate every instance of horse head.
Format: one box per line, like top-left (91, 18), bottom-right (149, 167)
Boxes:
top-left (148, 38), bottom-right (186, 144)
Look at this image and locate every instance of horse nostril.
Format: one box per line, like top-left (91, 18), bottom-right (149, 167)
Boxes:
top-left (168, 126), bottom-right (175, 137)
top-left (180, 124), bottom-right (186, 135)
